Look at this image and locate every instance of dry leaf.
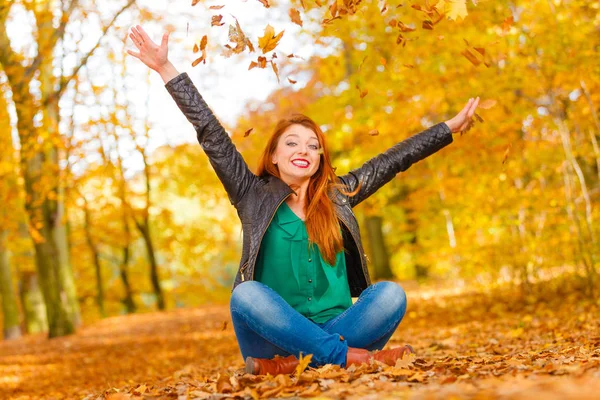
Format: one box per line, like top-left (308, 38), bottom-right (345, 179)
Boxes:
top-left (243, 128), bottom-right (253, 137)
top-left (258, 24), bottom-right (284, 54)
top-left (211, 15), bottom-right (225, 27)
top-left (290, 8), bottom-right (303, 26)
top-left (193, 43), bottom-right (199, 53)
top-left (288, 77), bottom-right (297, 84)
top-left (368, 129), bottom-right (379, 136)
top-left (209, 5), bottom-right (225, 9)
top-left (271, 60), bottom-right (280, 83)
top-left (295, 353), bottom-right (313, 376)
top-left (257, 0), bottom-right (270, 8)
top-left (479, 99), bottom-right (497, 109)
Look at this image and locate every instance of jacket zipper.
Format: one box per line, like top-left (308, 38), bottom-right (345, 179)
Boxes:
top-left (246, 193), bottom-right (293, 282)
top-left (337, 212), bottom-right (368, 281)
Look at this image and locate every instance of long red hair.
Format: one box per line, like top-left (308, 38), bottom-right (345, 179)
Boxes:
top-left (257, 114), bottom-right (361, 266)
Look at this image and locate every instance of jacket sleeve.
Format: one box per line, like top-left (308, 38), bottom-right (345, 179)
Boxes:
top-left (165, 72), bottom-right (257, 207)
top-left (337, 122), bottom-right (453, 208)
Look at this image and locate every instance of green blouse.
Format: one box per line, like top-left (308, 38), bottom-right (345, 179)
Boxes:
top-left (254, 202), bottom-right (353, 324)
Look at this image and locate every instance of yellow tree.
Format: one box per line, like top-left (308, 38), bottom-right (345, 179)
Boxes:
top-left (0, 0), bottom-right (135, 337)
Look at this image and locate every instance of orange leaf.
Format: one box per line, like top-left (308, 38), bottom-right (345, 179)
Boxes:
top-left (200, 35), bottom-right (207, 51)
top-left (271, 60), bottom-right (280, 83)
top-left (288, 77), bottom-right (297, 84)
top-left (257, 0), bottom-right (270, 8)
top-left (289, 8), bottom-right (303, 27)
top-left (243, 128), bottom-right (253, 137)
top-left (193, 43), bottom-right (199, 53)
top-left (258, 25), bottom-right (284, 54)
top-left (209, 5), bottom-right (224, 9)
top-left (211, 15), bottom-right (225, 26)
top-left (368, 129), bottom-right (379, 136)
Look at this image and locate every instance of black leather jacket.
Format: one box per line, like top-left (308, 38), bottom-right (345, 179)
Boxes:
top-left (165, 73), bottom-right (453, 296)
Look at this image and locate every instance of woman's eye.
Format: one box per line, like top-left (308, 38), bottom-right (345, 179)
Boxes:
top-left (310, 145), bottom-right (319, 150)
top-left (287, 142), bottom-right (296, 146)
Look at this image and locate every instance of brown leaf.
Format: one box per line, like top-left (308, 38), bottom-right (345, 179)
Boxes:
top-left (461, 49), bottom-right (481, 66)
top-left (290, 8), bottom-right (303, 26)
top-left (257, 0), bottom-right (270, 8)
top-left (243, 128), bottom-right (253, 137)
top-left (422, 20), bottom-right (433, 30)
top-left (356, 85), bottom-right (368, 99)
top-left (211, 15), bottom-right (225, 27)
top-left (502, 143), bottom-right (512, 164)
top-left (288, 77), bottom-right (297, 84)
top-left (209, 5), bottom-right (225, 9)
top-left (223, 18), bottom-right (252, 57)
top-left (271, 60), bottom-right (280, 83)
top-left (200, 35), bottom-right (208, 51)
top-left (191, 56), bottom-right (206, 67)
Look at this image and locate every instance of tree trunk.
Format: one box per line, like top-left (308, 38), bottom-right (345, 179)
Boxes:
top-left (137, 222), bottom-right (165, 310)
top-left (364, 215), bottom-right (393, 280)
top-left (19, 270), bottom-right (48, 334)
top-left (0, 231), bottom-right (22, 340)
top-left (82, 197), bottom-right (105, 317)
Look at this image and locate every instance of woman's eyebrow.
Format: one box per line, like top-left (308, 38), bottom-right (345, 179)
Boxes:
top-left (285, 133), bottom-right (319, 141)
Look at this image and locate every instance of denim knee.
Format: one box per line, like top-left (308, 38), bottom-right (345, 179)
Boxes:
top-left (230, 280), bottom-right (263, 312)
top-left (375, 281), bottom-right (407, 322)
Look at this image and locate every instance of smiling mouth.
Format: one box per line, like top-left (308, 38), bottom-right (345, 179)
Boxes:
top-left (291, 160), bottom-right (310, 168)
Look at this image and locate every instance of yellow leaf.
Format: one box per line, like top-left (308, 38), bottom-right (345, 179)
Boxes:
top-left (295, 352), bottom-right (312, 376)
top-left (479, 99), bottom-right (497, 109)
top-left (445, 0), bottom-right (468, 21)
top-left (289, 8), bottom-right (303, 26)
top-left (258, 24), bottom-right (284, 54)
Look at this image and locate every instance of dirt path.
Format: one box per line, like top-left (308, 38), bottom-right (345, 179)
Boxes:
top-left (1, 284), bottom-right (599, 399)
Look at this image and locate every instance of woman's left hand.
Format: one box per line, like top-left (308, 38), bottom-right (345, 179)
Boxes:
top-left (444, 97), bottom-right (480, 134)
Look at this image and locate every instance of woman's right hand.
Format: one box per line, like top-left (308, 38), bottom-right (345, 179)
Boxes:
top-left (127, 25), bottom-right (179, 83)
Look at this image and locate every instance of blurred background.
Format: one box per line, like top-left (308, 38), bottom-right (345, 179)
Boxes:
top-left (0, 0), bottom-right (598, 339)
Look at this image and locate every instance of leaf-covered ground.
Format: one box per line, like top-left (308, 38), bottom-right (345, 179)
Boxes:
top-left (1, 280), bottom-right (599, 400)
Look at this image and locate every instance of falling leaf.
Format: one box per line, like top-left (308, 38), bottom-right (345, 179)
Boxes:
top-left (404, 64), bottom-right (415, 68)
top-left (271, 60), bottom-right (280, 83)
top-left (502, 144), bottom-right (512, 164)
top-left (474, 112), bottom-right (484, 122)
top-left (257, 0), bottom-right (270, 8)
top-left (243, 128), bottom-right (253, 137)
top-left (502, 15), bottom-right (514, 33)
top-left (356, 85), bottom-right (368, 99)
top-left (192, 0), bottom-right (201, 6)
top-left (295, 353), bottom-right (313, 376)
top-left (200, 35), bottom-right (207, 50)
top-left (223, 18), bottom-right (253, 57)
top-left (368, 129), bottom-right (379, 136)
top-left (381, 2), bottom-right (388, 14)
top-left (479, 99), bottom-right (497, 109)
top-left (445, 0), bottom-right (468, 21)
top-left (423, 20), bottom-right (434, 30)
top-left (258, 24), bottom-right (284, 54)
top-left (358, 56), bottom-right (368, 72)
top-left (191, 56), bottom-right (205, 67)
top-left (290, 8), bottom-right (303, 26)
top-left (193, 43), bottom-right (199, 53)
top-left (209, 5), bottom-right (225, 9)
top-left (288, 77), bottom-right (297, 84)
top-left (211, 15), bottom-right (225, 26)
top-left (461, 49), bottom-right (481, 66)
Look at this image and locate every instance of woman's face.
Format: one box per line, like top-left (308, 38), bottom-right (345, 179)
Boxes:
top-left (272, 124), bottom-right (321, 184)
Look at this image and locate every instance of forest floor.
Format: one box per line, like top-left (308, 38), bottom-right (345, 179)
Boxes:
top-left (1, 278), bottom-right (599, 400)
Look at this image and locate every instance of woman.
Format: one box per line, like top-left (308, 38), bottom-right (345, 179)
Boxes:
top-left (127, 25), bottom-right (479, 375)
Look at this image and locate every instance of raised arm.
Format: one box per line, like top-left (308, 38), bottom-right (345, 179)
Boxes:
top-left (338, 98), bottom-right (480, 208)
top-left (127, 25), bottom-right (257, 207)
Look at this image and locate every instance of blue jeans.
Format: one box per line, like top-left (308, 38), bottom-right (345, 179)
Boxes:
top-left (229, 280), bottom-right (407, 368)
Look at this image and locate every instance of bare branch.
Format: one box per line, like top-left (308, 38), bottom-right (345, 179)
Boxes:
top-left (46, 0), bottom-right (136, 105)
top-left (24, 0), bottom-right (79, 80)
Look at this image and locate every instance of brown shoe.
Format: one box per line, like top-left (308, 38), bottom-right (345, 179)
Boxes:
top-left (245, 354), bottom-right (299, 375)
top-left (345, 345), bottom-right (415, 367)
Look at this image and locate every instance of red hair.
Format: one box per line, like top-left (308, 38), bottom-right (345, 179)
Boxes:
top-left (257, 114), bottom-right (361, 266)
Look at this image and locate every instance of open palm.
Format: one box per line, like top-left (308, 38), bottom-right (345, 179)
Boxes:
top-left (127, 25), bottom-right (169, 72)
top-left (445, 97), bottom-right (480, 134)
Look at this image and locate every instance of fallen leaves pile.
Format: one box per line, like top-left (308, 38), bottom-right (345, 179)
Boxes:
top-left (1, 279), bottom-right (599, 399)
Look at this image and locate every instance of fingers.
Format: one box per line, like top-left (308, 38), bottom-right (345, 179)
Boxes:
top-left (129, 33), bottom-right (142, 49)
top-left (136, 25), bottom-right (152, 42)
top-left (126, 49), bottom-right (141, 59)
top-left (161, 32), bottom-right (169, 49)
